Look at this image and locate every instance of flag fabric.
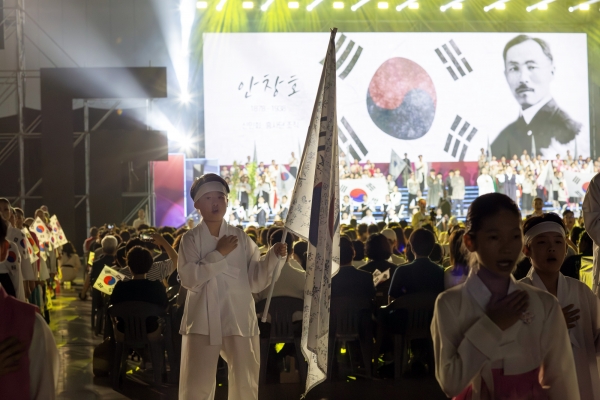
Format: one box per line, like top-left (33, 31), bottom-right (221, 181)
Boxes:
top-left (253, 141), bottom-right (258, 164)
top-left (563, 170), bottom-right (594, 198)
top-left (284, 28), bottom-right (340, 396)
top-left (279, 165), bottom-right (296, 195)
top-left (389, 150), bottom-right (407, 181)
top-left (49, 215), bottom-right (68, 246)
top-left (93, 265), bottom-right (127, 295)
top-left (536, 161), bottom-right (553, 187)
top-left (486, 135), bottom-right (492, 162)
top-left (30, 217), bottom-right (51, 244)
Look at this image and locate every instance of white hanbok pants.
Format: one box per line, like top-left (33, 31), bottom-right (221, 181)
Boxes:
top-left (179, 334), bottom-right (260, 400)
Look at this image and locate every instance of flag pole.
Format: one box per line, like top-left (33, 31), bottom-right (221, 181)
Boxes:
top-left (261, 228), bottom-right (288, 323)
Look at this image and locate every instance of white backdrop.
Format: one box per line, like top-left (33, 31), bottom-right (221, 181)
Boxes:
top-left (204, 32), bottom-right (589, 165)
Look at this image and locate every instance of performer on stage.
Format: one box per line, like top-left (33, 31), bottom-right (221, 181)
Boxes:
top-left (178, 173), bottom-right (287, 400)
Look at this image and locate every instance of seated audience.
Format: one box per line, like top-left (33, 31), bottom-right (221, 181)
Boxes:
top-left (443, 229), bottom-right (469, 289)
top-left (59, 242), bottom-right (82, 283)
top-left (109, 246), bottom-right (168, 333)
top-left (388, 228), bottom-right (444, 302)
top-left (292, 240), bottom-right (308, 271)
top-left (352, 240), bottom-right (366, 268)
top-left (381, 229), bottom-right (406, 265)
top-left (119, 234), bottom-right (178, 281)
top-left (361, 233), bottom-right (397, 274)
top-left (331, 237), bottom-right (375, 300)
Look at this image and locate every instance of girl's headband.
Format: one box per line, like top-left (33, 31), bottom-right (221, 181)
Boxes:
top-left (523, 221), bottom-right (565, 245)
top-left (193, 182), bottom-right (227, 203)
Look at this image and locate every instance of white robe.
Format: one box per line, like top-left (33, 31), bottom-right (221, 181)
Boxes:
top-left (0, 242), bottom-right (25, 301)
top-left (521, 269), bottom-right (600, 400)
top-left (178, 219), bottom-right (279, 345)
top-left (29, 313), bottom-right (59, 400)
top-left (431, 272), bottom-right (579, 400)
top-left (583, 173), bottom-right (600, 297)
top-left (7, 226), bottom-right (35, 282)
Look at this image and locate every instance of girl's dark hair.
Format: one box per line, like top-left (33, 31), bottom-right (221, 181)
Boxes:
top-left (127, 246), bottom-right (154, 275)
top-left (0, 217), bottom-right (7, 243)
top-left (366, 233), bottom-right (392, 261)
top-left (352, 240), bottom-right (365, 261)
top-left (190, 173), bottom-right (230, 201)
top-left (466, 193), bottom-right (521, 236)
top-left (293, 241), bottom-right (308, 270)
top-left (62, 241), bottom-right (77, 257)
top-left (448, 229), bottom-right (469, 276)
top-left (429, 243), bottom-right (443, 264)
top-left (523, 213), bottom-right (566, 238)
top-left (392, 227), bottom-right (407, 254)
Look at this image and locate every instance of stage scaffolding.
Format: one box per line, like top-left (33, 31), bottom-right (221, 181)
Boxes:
top-left (0, 1), bottom-right (156, 232)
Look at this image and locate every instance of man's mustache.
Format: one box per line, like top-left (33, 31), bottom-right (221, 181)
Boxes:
top-left (515, 84), bottom-right (534, 93)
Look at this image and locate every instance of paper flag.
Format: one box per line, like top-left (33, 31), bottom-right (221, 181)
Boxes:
top-left (93, 265), bottom-right (127, 295)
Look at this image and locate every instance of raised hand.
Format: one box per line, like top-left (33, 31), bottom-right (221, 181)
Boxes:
top-left (562, 304), bottom-right (580, 330)
top-left (486, 290), bottom-right (529, 331)
top-left (216, 235), bottom-right (238, 256)
top-left (273, 243), bottom-right (288, 259)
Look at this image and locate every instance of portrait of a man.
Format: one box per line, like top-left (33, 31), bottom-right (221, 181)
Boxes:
top-left (491, 34), bottom-right (582, 158)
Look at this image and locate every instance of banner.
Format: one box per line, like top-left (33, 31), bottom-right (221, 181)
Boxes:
top-left (389, 150), bottom-right (406, 181)
top-left (204, 32), bottom-right (589, 164)
top-left (93, 266), bottom-right (127, 295)
top-left (284, 30), bottom-right (340, 395)
top-left (563, 170), bottom-right (594, 198)
top-left (340, 178), bottom-right (388, 205)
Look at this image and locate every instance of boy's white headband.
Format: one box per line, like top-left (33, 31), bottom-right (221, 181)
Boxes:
top-left (193, 182), bottom-right (227, 203)
top-left (523, 221), bottom-right (565, 245)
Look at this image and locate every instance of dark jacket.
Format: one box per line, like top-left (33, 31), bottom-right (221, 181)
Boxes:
top-left (360, 259), bottom-right (396, 275)
top-left (331, 266), bottom-right (376, 300)
top-left (109, 279), bottom-right (168, 332)
top-left (491, 99), bottom-right (581, 158)
top-left (388, 257), bottom-right (444, 299)
top-left (90, 254), bottom-right (115, 285)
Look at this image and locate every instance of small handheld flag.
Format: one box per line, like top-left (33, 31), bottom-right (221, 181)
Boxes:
top-left (93, 266), bottom-right (127, 295)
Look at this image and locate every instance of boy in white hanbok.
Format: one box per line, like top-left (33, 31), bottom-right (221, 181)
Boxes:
top-left (520, 213), bottom-right (600, 400)
top-left (178, 174), bottom-right (287, 400)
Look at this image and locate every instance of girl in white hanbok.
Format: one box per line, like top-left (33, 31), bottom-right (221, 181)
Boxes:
top-left (431, 193), bottom-right (579, 400)
top-left (178, 174), bottom-right (287, 400)
top-left (520, 213), bottom-right (600, 400)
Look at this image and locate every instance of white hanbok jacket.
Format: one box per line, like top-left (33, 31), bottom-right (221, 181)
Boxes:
top-left (178, 219), bottom-right (279, 345)
top-left (521, 269), bottom-right (600, 400)
top-left (583, 173), bottom-right (600, 297)
top-left (431, 272), bottom-right (579, 400)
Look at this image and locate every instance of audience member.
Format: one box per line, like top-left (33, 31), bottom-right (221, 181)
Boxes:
top-left (361, 234), bottom-right (396, 275)
top-left (443, 229), bottom-right (469, 289)
top-left (381, 229), bottom-right (406, 265)
top-left (331, 237), bottom-right (375, 300)
top-left (352, 240), bottom-right (366, 268)
top-left (59, 242), bottom-right (81, 283)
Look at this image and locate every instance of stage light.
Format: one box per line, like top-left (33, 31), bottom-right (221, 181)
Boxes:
top-left (409, 2), bottom-right (419, 7)
top-left (306, 0), bottom-right (324, 10)
top-left (178, 91), bottom-right (193, 105)
top-left (483, 0), bottom-right (508, 11)
top-left (378, 1), bottom-right (389, 8)
top-left (440, 0), bottom-right (463, 11)
top-left (351, 0), bottom-right (370, 10)
top-left (242, 1), bottom-right (254, 8)
top-left (396, 0), bottom-right (417, 10)
top-left (260, 0), bottom-right (274, 10)
top-left (569, 0), bottom-right (596, 10)
top-left (288, 1), bottom-right (299, 7)
top-left (333, 1), bottom-right (344, 8)
top-left (196, 1), bottom-right (208, 8)
top-left (526, 0), bottom-right (553, 11)
top-left (215, 0), bottom-right (227, 10)
top-left (580, 2), bottom-right (590, 8)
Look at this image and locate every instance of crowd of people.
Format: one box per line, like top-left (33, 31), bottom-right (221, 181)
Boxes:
top-left (3, 157), bottom-right (600, 399)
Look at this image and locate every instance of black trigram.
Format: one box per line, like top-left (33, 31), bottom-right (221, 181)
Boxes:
top-left (339, 117), bottom-right (368, 161)
top-left (573, 176), bottom-right (581, 184)
top-left (443, 115), bottom-right (478, 161)
top-left (435, 40), bottom-right (473, 81)
top-left (320, 34), bottom-right (362, 80)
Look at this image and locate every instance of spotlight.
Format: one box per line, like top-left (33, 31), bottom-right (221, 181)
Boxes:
top-left (216, 0), bottom-right (227, 10)
top-left (569, 0), bottom-right (596, 10)
top-left (351, 0), bottom-right (369, 10)
top-left (260, 0), bottom-right (274, 10)
top-left (178, 91), bottom-right (193, 105)
top-left (288, 1), bottom-right (299, 7)
top-left (483, 0), bottom-right (508, 10)
top-left (408, 2), bottom-right (419, 7)
top-left (580, 2), bottom-right (590, 8)
top-left (495, 2), bottom-right (505, 8)
top-left (526, 0), bottom-right (553, 11)
top-left (440, 0), bottom-right (463, 10)
top-left (333, 1), bottom-right (344, 8)
top-left (537, 2), bottom-right (547, 8)
top-left (306, 0), bottom-right (324, 10)
top-left (396, 0), bottom-right (417, 10)
top-left (242, 1), bottom-right (254, 8)
top-left (378, 2), bottom-right (389, 8)
top-left (196, 1), bottom-right (208, 8)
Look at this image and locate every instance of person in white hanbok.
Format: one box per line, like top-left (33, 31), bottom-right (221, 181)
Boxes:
top-left (583, 172), bottom-right (600, 297)
top-left (431, 193), bottom-right (579, 400)
top-left (178, 174), bottom-right (287, 400)
top-left (519, 213), bottom-right (600, 400)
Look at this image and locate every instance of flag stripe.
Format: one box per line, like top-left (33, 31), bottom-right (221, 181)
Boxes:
top-left (339, 46), bottom-right (362, 79)
top-left (450, 115), bottom-right (462, 131)
top-left (446, 66), bottom-right (459, 81)
top-left (435, 48), bottom-right (448, 64)
top-left (338, 128), bottom-right (348, 143)
top-left (319, 131), bottom-right (327, 137)
top-left (449, 39), bottom-right (462, 55)
top-left (458, 122), bottom-right (470, 137)
top-left (442, 44), bottom-right (466, 77)
top-left (348, 144), bottom-right (361, 162)
top-left (452, 140), bottom-right (460, 157)
top-left (336, 41), bottom-right (355, 70)
top-left (459, 144), bottom-right (467, 161)
top-left (444, 134), bottom-right (453, 152)
top-left (317, 145), bottom-right (326, 151)
top-left (466, 127), bottom-right (478, 142)
top-left (341, 117), bottom-right (368, 156)
top-left (461, 57), bottom-right (473, 73)
top-left (321, 116), bottom-right (328, 121)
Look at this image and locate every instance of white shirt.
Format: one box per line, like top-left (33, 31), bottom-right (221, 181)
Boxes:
top-left (360, 215), bottom-right (376, 225)
top-left (29, 313), bottom-right (59, 400)
top-left (8, 225), bottom-right (35, 282)
top-left (476, 174), bottom-right (495, 196)
top-left (521, 269), bottom-right (600, 400)
top-left (256, 259), bottom-right (305, 323)
top-left (178, 220), bottom-right (279, 345)
top-left (521, 94), bottom-right (553, 125)
top-left (431, 272), bottom-right (579, 400)
top-left (132, 217), bottom-right (147, 229)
